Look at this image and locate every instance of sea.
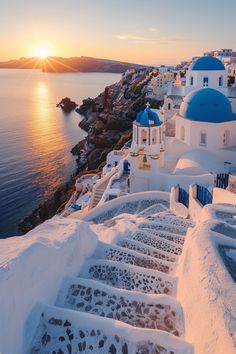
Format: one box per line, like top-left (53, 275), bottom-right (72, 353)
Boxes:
top-left (0, 69), bottom-right (121, 238)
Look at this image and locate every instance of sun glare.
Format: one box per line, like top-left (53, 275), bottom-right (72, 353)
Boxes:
top-left (35, 48), bottom-right (49, 59)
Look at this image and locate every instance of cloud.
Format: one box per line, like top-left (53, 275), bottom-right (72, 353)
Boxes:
top-left (169, 37), bottom-right (197, 42)
top-left (115, 35), bottom-right (152, 41)
top-left (115, 34), bottom-right (196, 44)
top-left (149, 27), bottom-right (159, 33)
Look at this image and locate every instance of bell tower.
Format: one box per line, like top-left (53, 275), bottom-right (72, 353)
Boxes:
top-left (130, 103), bottom-right (164, 172)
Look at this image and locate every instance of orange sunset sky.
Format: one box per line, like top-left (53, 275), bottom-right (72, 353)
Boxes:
top-left (1, 0), bottom-right (236, 65)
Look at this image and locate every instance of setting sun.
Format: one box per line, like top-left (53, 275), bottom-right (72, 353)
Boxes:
top-left (35, 47), bottom-right (49, 59)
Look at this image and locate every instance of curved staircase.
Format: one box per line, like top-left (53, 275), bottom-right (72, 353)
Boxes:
top-left (29, 197), bottom-right (194, 354)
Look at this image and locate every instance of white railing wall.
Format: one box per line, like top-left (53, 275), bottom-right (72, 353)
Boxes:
top-left (170, 185), bottom-right (189, 219)
top-left (188, 184), bottom-right (204, 224)
top-left (84, 191), bottom-right (170, 222)
top-left (213, 187), bottom-right (236, 205)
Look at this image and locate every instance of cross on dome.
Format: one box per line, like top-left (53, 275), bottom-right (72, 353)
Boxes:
top-left (146, 102), bottom-right (151, 108)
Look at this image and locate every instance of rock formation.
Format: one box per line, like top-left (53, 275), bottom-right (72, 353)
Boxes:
top-left (19, 69), bottom-right (163, 233)
top-left (57, 97), bottom-right (78, 113)
top-left (73, 69), bottom-right (153, 170)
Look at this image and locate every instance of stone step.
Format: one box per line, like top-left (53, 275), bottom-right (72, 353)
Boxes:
top-left (80, 259), bottom-right (177, 296)
top-left (138, 203), bottom-right (169, 217)
top-left (146, 210), bottom-right (182, 223)
top-left (90, 199), bottom-right (170, 224)
top-left (136, 199), bottom-right (170, 213)
top-left (90, 206), bottom-right (122, 224)
top-left (141, 228), bottom-right (185, 246)
top-left (129, 230), bottom-right (183, 255)
top-left (56, 277), bottom-right (184, 336)
top-left (117, 238), bottom-right (178, 263)
top-left (94, 242), bottom-right (177, 274)
top-left (144, 215), bottom-right (195, 229)
top-left (147, 209), bottom-right (189, 219)
top-left (29, 304), bottom-right (193, 354)
top-left (95, 191), bottom-right (104, 197)
top-left (115, 201), bottom-right (140, 215)
top-left (138, 221), bottom-right (187, 236)
top-left (93, 193), bottom-right (104, 200)
top-left (94, 195), bottom-right (103, 200)
top-left (93, 198), bottom-right (102, 204)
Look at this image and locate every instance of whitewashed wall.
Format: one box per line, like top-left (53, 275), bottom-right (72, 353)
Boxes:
top-left (0, 217), bottom-right (97, 354)
top-left (188, 184), bottom-right (203, 223)
top-left (130, 168), bottom-right (213, 194)
top-left (213, 187), bottom-right (236, 205)
top-left (185, 69), bottom-right (227, 95)
top-left (170, 185), bottom-right (189, 218)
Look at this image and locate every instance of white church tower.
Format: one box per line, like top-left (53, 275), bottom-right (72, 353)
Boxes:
top-left (129, 104), bottom-right (164, 191)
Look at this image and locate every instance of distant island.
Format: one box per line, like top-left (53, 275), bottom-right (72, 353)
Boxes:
top-left (0, 56), bottom-right (149, 73)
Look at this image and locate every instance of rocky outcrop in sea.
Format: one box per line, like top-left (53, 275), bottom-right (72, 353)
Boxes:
top-left (57, 97), bottom-right (78, 113)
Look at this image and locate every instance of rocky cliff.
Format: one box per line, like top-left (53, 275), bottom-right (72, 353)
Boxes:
top-left (0, 56), bottom-right (148, 73)
top-left (72, 69), bottom-right (153, 170)
top-left (19, 69), bottom-right (161, 233)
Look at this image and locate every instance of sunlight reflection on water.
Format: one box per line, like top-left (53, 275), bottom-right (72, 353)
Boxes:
top-left (0, 69), bottom-right (120, 237)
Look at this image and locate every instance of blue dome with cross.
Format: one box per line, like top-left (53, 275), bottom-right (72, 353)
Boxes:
top-left (190, 56), bottom-right (225, 71)
top-left (180, 88), bottom-right (236, 123)
top-left (135, 104), bottom-right (162, 127)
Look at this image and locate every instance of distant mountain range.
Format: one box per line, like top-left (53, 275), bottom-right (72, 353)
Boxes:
top-left (0, 56), bottom-right (149, 73)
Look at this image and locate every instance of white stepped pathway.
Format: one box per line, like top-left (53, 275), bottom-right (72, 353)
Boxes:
top-left (138, 221), bottom-right (187, 236)
top-left (30, 305), bottom-right (193, 354)
top-left (138, 203), bottom-right (169, 217)
top-left (80, 259), bottom-right (177, 296)
top-left (94, 241), bottom-right (177, 274)
top-left (90, 199), bottom-right (170, 224)
top-left (56, 277), bottom-right (184, 336)
top-left (143, 210), bottom-right (195, 227)
top-left (29, 200), bottom-right (194, 354)
top-left (143, 215), bottom-right (195, 230)
top-left (117, 238), bottom-right (179, 263)
top-left (136, 201), bottom-right (169, 214)
top-left (139, 228), bottom-right (186, 246)
top-left (129, 229), bottom-right (183, 255)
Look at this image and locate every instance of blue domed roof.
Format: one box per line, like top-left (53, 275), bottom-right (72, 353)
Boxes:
top-left (179, 88), bottom-right (236, 123)
top-left (190, 56), bottom-right (225, 71)
top-left (135, 107), bottom-right (162, 127)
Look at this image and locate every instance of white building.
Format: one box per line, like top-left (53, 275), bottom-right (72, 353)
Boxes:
top-left (146, 72), bottom-right (174, 101)
top-left (175, 88), bottom-right (236, 150)
top-left (205, 48), bottom-right (236, 64)
top-left (169, 87), bottom-right (236, 173)
top-left (185, 56), bottom-right (228, 95)
top-left (127, 87), bottom-right (236, 193)
top-left (163, 55), bottom-right (232, 123)
top-left (130, 105), bottom-right (164, 172)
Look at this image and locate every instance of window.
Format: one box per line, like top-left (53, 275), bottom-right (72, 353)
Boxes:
top-left (159, 128), bottom-right (162, 144)
top-left (190, 76), bottom-right (194, 85)
top-left (141, 129), bottom-right (147, 144)
top-left (200, 132), bottom-right (207, 146)
top-left (203, 77), bottom-right (209, 87)
top-left (219, 76), bottom-right (223, 87)
top-left (133, 126), bottom-right (137, 143)
top-left (180, 126), bottom-right (185, 141)
top-left (152, 129), bottom-right (157, 144)
top-left (223, 130), bottom-right (230, 146)
top-left (168, 103), bottom-right (171, 110)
